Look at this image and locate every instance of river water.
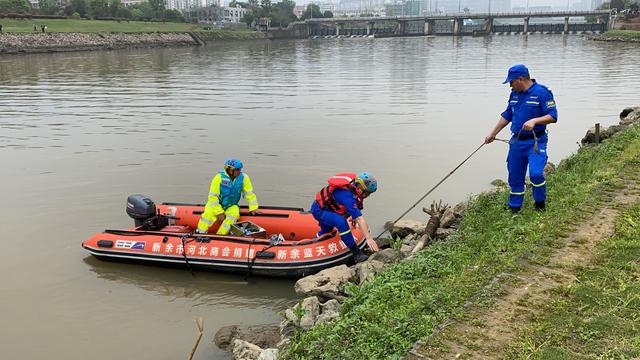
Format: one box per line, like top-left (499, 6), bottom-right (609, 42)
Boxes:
top-left (1, 35), bottom-right (639, 359)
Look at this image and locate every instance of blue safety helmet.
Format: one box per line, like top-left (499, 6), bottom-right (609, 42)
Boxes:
top-left (355, 172), bottom-right (377, 193)
top-left (224, 159), bottom-right (243, 171)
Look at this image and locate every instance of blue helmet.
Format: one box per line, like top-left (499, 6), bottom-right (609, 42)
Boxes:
top-left (355, 172), bottom-right (377, 193)
top-left (224, 159), bottom-right (243, 170)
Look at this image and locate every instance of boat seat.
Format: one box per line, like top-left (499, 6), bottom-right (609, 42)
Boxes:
top-left (160, 225), bottom-right (191, 233)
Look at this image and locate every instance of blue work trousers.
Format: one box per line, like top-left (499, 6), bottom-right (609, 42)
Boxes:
top-left (507, 137), bottom-right (548, 208)
top-left (310, 208), bottom-right (356, 249)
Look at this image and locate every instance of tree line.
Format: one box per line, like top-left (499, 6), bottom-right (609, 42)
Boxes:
top-left (230, 0), bottom-right (332, 28)
top-left (0, 0), bottom-right (185, 22)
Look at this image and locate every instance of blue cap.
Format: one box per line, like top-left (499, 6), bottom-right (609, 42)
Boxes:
top-left (502, 64), bottom-right (529, 84)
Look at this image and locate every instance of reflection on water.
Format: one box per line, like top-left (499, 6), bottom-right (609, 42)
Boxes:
top-left (1, 36), bottom-right (640, 359)
top-left (82, 256), bottom-right (296, 309)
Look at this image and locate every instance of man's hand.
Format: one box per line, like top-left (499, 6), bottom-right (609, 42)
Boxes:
top-left (484, 134), bottom-right (496, 144)
top-left (250, 210), bottom-right (262, 216)
top-left (366, 237), bottom-right (379, 252)
top-left (522, 119), bottom-right (537, 131)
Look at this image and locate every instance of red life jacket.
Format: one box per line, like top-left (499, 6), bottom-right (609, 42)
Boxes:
top-left (315, 173), bottom-right (364, 216)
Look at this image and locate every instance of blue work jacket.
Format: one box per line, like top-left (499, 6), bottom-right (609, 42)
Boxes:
top-left (501, 80), bottom-right (558, 135)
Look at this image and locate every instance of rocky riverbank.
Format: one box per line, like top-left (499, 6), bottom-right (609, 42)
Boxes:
top-left (0, 32), bottom-right (199, 54)
top-left (0, 30), bottom-right (267, 54)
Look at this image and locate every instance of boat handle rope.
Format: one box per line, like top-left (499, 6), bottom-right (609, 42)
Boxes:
top-left (374, 142), bottom-right (486, 241)
top-left (180, 234), bottom-right (196, 277)
top-left (244, 235), bottom-right (285, 280)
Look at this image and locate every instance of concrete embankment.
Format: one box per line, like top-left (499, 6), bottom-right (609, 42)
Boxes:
top-left (0, 30), bottom-right (267, 54)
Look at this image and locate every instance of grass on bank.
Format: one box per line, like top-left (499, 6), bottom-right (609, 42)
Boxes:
top-left (601, 29), bottom-right (640, 39)
top-left (506, 203), bottom-right (640, 359)
top-left (0, 18), bottom-right (231, 33)
top-left (280, 123), bottom-right (640, 360)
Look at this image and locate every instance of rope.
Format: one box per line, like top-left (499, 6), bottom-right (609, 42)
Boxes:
top-left (374, 142), bottom-right (486, 241)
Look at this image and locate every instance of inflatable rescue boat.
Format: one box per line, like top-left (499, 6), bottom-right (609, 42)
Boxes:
top-left (82, 195), bottom-right (364, 277)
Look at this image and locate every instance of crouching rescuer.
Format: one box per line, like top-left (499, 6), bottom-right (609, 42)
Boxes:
top-left (196, 159), bottom-right (260, 235)
top-left (310, 172), bottom-right (380, 263)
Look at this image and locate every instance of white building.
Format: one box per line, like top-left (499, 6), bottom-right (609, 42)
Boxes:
top-left (122, 0), bottom-right (144, 5)
top-left (167, 0), bottom-right (221, 10)
top-left (223, 5), bottom-right (247, 22)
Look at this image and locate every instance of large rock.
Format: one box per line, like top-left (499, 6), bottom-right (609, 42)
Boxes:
top-left (369, 248), bottom-right (401, 264)
top-left (385, 219), bottom-right (426, 238)
top-left (298, 296), bottom-right (321, 330)
top-left (214, 325), bottom-right (281, 351)
top-left (620, 107), bottom-right (640, 126)
top-left (620, 107), bottom-right (637, 120)
top-left (354, 259), bottom-right (385, 284)
top-left (294, 265), bottom-right (356, 301)
top-left (543, 162), bottom-right (556, 177)
top-left (315, 299), bottom-right (342, 325)
top-left (232, 339), bottom-right (263, 360)
top-left (439, 207), bottom-right (457, 228)
top-left (453, 201), bottom-right (468, 218)
top-left (258, 349), bottom-right (278, 360)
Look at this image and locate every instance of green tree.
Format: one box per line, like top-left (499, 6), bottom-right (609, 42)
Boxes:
top-left (148, 0), bottom-right (165, 18)
top-left (0, 0), bottom-right (30, 13)
top-left (165, 8), bottom-right (184, 22)
top-left (116, 5), bottom-right (131, 18)
top-left (301, 3), bottom-right (322, 20)
top-left (109, 0), bottom-right (122, 17)
top-left (88, 0), bottom-right (109, 17)
top-left (130, 7), bottom-right (144, 19)
top-left (611, 0), bottom-right (625, 10)
top-left (241, 12), bottom-right (255, 27)
top-left (322, 10), bottom-right (333, 18)
top-left (260, 0), bottom-right (271, 16)
top-left (37, 0), bottom-right (49, 13)
top-left (65, 0), bottom-right (87, 17)
top-left (270, 0), bottom-right (296, 26)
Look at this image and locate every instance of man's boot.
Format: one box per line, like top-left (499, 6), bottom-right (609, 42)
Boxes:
top-left (350, 245), bottom-right (368, 263)
top-left (534, 201), bottom-right (546, 212)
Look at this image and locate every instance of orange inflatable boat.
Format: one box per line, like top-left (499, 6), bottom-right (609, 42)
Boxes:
top-left (82, 195), bottom-right (364, 277)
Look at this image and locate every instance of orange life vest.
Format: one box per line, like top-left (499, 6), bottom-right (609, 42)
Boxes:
top-left (315, 173), bottom-right (363, 216)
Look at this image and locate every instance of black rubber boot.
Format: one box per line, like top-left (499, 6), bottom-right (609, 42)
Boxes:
top-left (509, 206), bottom-right (521, 213)
top-left (534, 201), bottom-right (546, 212)
top-left (350, 246), bottom-right (368, 263)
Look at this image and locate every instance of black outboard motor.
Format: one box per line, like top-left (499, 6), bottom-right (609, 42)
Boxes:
top-left (126, 194), bottom-right (157, 228)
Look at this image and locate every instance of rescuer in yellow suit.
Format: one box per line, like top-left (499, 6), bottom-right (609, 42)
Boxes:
top-left (196, 159), bottom-right (260, 235)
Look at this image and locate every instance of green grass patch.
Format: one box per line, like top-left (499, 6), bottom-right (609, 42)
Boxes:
top-left (0, 18), bottom-right (202, 32)
top-left (279, 124), bottom-right (640, 360)
top-left (601, 30), bottom-right (640, 39)
top-left (506, 203), bottom-right (640, 359)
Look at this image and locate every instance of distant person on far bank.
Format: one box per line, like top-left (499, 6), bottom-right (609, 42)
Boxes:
top-left (484, 64), bottom-right (558, 213)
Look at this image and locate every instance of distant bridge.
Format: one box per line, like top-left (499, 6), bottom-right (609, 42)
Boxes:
top-left (301, 10), bottom-right (613, 37)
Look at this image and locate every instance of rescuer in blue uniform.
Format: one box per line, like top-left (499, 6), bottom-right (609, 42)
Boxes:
top-left (484, 64), bottom-right (558, 212)
top-left (310, 172), bottom-right (379, 263)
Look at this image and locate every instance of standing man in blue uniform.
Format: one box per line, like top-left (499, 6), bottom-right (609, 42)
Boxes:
top-left (484, 64), bottom-right (558, 212)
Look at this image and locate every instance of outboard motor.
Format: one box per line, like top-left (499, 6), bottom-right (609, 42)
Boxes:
top-left (126, 194), bottom-right (157, 228)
